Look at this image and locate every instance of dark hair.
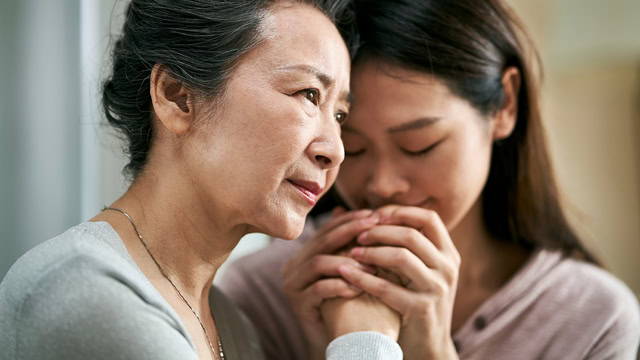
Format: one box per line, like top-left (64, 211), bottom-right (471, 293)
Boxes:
top-left (102, 0), bottom-right (356, 180)
top-left (327, 0), bottom-right (597, 263)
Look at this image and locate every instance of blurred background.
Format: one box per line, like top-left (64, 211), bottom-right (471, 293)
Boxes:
top-left (1, 0), bottom-right (638, 296)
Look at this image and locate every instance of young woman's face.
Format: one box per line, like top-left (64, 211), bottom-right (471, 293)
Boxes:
top-left (336, 61), bottom-right (496, 231)
top-left (181, 5), bottom-right (351, 239)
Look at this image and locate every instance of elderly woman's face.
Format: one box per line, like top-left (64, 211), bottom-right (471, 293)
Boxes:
top-left (183, 4), bottom-right (351, 239)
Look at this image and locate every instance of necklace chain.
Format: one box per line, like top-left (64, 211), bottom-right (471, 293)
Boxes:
top-left (103, 207), bottom-right (224, 360)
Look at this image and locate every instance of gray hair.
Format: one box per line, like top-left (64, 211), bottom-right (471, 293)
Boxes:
top-left (102, 0), bottom-right (356, 179)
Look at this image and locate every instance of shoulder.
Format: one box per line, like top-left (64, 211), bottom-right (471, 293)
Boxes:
top-left (216, 236), bottom-right (300, 327)
top-left (0, 222), bottom-right (130, 305)
top-left (217, 217), bottom-right (324, 359)
top-left (0, 223), bottom-right (195, 359)
top-left (0, 222), bottom-right (151, 303)
top-left (548, 256), bottom-right (638, 318)
top-left (210, 287), bottom-right (265, 359)
top-left (541, 254), bottom-right (640, 356)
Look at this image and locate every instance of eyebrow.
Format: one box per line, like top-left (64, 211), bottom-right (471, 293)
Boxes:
top-left (387, 117), bottom-right (441, 133)
top-left (276, 64), bottom-right (352, 104)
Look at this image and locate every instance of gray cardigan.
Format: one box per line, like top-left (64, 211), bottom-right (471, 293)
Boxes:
top-left (0, 222), bottom-right (401, 360)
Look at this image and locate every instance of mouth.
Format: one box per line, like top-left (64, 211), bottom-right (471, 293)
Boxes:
top-left (287, 179), bottom-right (323, 206)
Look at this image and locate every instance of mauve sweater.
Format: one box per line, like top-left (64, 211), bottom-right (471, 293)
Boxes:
top-left (219, 217), bottom-right (640, 359)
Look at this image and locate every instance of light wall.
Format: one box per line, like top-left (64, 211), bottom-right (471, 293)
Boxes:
top-left (506, 0), bottom-right (640, 296)
top-left (1, 0), bottom-right (82, 278)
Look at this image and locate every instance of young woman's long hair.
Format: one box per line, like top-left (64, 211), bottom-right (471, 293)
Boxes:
top-left (314, 0), bottom-right (598, 263)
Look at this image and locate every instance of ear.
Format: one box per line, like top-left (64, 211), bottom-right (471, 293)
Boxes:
top-left (150, 64), bottom-right (194, 135)
top-left (492, 66), bottom-right (521, 140)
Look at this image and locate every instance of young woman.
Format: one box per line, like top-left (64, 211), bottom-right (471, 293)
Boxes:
top-left (0, 1), bottom-right (403, 359)
top-left (219, 0), bottom-right (640, 359)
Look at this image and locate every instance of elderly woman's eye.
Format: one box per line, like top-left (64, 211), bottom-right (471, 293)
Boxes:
top-left (298, 89), bottom-right (319, 105)
top-left (335, 112), bottom-right (348, 125)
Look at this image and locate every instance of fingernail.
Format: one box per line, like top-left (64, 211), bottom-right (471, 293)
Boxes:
top-left (350, 247), bottom-right (364, 257)
top-left (361, 216), bottom-right (379, 226)
top-left (357, 231), bottom-right (368, 244)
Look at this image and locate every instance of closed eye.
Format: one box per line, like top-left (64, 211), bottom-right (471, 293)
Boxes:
top-left (401, 140), bottom-right (442, 157)
top-left (345, 149), bottom-right (365, 157)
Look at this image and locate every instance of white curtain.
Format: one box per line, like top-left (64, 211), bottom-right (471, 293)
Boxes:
top-left (0, 0), bottom-right (267, 281)
top-left (0, 0), bottom-right (127, 279)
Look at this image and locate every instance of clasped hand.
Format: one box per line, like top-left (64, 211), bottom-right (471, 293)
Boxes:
top-left (282, 205), bottom-right (460, 360)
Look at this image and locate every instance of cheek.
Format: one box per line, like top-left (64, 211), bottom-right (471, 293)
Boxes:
top-left (230, 104), bottom-right (308, 171)
top-left (183, 104), bottom-right (312, 209)
top-left (430, 131), bottom-right (493, 227)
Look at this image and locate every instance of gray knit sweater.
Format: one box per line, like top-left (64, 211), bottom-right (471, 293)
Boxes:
top-left (0, 222), bottom-right (402, 360)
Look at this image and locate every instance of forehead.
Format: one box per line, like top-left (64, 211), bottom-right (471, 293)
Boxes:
top-left (349, 62), bottom-right (458, 122)
top-left (242, 4), bottom-right (350, 82)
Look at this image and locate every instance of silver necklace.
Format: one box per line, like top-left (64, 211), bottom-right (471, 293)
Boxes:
top-left (103, 207), bottom-right (225, 360)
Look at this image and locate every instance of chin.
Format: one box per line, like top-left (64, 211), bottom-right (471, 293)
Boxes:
top-left (262, 211), bottom-right (307, 240)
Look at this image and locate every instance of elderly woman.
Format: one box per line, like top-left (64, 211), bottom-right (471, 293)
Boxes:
top-left (0, 1), bottom-right (403, 359)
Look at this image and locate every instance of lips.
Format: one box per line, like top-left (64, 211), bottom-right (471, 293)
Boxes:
top-left (287, 179), bottom-right (323, 206)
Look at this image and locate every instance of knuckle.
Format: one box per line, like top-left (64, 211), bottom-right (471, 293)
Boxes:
top-left (423, 209), bottom-right (438, 223)
top-left (441, 263), bottom-right (458, 283)
top-left (431, 279), bottom-right (447, 296)
top-left (375, 280), bottom-right (391, 298)
top-left (407, 228), bottom-right (422, 246)
top-left (426, 209), bottom-right (438, 218)
top-left (452, 250), bottom-right (462, 266)
top-left (400, 226), bottom-right (412, 238)
top-left (393, 248), bottom-right (412, 266)
top-left (391, 250), bottom-right (405, 266)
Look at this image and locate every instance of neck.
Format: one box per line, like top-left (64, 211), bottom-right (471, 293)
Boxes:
top-left (94, 169), bottom-right (247, 305)
top-left (450, 198), bottom-right (529, 293)
top-left (448, 198), bottom-right (530, 332)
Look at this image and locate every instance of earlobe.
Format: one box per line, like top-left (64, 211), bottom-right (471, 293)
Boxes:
top-left (150, 64), bottom-right (194, 135)
top-left (493, 67), bottom-right (521, 140)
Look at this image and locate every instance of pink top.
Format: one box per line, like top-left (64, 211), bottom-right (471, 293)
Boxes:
top-left (219, 218), bottom-right (640, 359)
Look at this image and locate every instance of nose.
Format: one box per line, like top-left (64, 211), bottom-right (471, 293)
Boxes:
top-left (307, 118), bottom-right (345, 170)
top-left (366, 158), bottom-right (410, 201)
